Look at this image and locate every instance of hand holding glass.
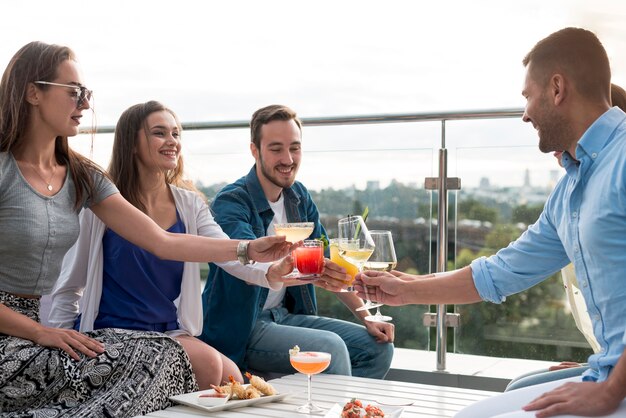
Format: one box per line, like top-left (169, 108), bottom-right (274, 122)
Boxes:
top-left (290, 351), bottom-right (331, 414)
top-left (338, 215), bottom-right (375, 294)
top-left (329, 238), bottom-right (359, 291)
top-left (274, 222), bottom-right (314, 279)
top-left (293, 240), bottom-right (324, 280)
top-left (361, 230), bottom-right (396, 322)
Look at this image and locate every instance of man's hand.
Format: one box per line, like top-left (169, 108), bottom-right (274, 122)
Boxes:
top-left (32, 326), bottom-right (105, 361)
top-left (314, 259), bottom-right (350, 292)
top-left (523, 381), bottom-right (623, 417)
top-left (548, 361), bottom-right (582, 372)
top-left (354, 270), bottom-right (416, 306)
top-left (364, 320), bottom-right (395, 343)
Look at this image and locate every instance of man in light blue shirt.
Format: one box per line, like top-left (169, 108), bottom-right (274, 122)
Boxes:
top-left (356, 27), bottom-right (626, 417)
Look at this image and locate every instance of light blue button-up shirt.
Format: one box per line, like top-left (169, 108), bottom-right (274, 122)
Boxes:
top-left (471, 107), bottom-right (626, 382)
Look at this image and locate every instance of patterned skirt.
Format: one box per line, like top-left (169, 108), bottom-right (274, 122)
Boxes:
top-left (0, 291), bottom-right (198, 417)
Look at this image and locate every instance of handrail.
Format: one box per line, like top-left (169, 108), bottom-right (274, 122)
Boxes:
top-left (80, 108), bottom-right (525, 134)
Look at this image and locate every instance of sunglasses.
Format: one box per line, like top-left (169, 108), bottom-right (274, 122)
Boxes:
top-left (34, 81), bottom-right (93, 108)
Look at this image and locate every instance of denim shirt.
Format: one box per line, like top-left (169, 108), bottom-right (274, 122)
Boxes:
top-left (471, 107), bottom-right (626, 382)
top-left (201, 166), bottom-right (327, 368)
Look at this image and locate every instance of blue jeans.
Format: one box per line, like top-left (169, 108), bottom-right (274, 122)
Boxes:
top-left (245, 307), bottom-right (393, 379)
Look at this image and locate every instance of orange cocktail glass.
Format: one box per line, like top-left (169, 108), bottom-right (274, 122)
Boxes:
top-left (289, 351), bottom-right (331, 414)
top-left (329, 239), bottom-right (359, 290)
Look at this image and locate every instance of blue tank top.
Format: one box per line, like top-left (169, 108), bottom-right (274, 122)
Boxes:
top-left (90, 211), bottom-right (186, 332)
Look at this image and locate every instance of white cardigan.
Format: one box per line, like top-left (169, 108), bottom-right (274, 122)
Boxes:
top-left (49, 185), bottom-right (277, 337)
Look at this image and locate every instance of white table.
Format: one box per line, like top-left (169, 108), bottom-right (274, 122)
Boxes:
top-left (140, 373), bottom-right (498, 417)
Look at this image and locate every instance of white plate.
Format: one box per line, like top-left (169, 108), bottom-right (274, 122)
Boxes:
top-left (324, 402), bottom-right (404, 418)
top-left (170, 386), bottom-right (292, 413)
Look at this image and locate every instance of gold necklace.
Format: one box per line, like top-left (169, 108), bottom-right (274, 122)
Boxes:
top-left (30, 163), bottom-right (57, 192)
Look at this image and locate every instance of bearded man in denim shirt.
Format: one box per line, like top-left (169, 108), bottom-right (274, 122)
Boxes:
top-left (357, 28), bottom-right (626, 417)
top-left (201, 105), bottom-right (394, 379)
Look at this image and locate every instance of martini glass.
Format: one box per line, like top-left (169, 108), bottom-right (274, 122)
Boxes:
top-left (274, 222), bottom-right (314, 278)
top-left (289, 350), bottom-right (331, 414)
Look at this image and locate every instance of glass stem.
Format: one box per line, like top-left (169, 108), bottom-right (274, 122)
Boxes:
top-left (361, 265), bottom-right (373, 304)
top-left (307, 373), bottom-right (312, 405)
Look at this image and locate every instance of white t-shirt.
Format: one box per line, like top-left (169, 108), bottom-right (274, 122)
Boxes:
top-left (263, 194), bottom-right (288, 310)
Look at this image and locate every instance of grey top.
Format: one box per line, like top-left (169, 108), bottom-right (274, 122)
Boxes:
top-left (0, 152), bottom-right (118, 295)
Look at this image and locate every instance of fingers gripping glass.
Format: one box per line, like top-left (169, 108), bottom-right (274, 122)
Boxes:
top-left (34, 81), bottom-right (93, 108)
top-left (274, 222), bottom-right (318, 279)
top-left (329, 238), bottom-right (359, 292)
top-left (337, 215), bottom-right (375, 291)
top-left (361, 230), bottom-right (396, 322)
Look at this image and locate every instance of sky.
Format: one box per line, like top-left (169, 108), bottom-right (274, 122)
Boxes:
top-left (2, 0), bottom-right (625, 190)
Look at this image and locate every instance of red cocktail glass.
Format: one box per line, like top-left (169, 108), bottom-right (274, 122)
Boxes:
top-left (293, 240), bottom-right (324, 280)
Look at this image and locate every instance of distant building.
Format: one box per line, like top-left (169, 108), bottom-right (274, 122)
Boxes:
top-left (523, 168), bottom-right (531, 188)
top-left (366, 180), bottom-right (380, 191)
top-left (479, 177), bottom-right (490, 189)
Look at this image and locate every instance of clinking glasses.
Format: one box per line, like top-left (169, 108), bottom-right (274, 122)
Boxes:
top-left (34, 81), bottom-right (93, 108)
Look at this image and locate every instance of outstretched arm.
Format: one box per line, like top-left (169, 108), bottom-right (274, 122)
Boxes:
top-left (354, 266), bottom-right (482, 306)
top-left (90, 193), bottom-right (294, 263)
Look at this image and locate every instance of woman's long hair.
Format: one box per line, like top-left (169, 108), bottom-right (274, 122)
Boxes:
top-left (108, 100), bottom-right (203, 213)
top-left (0, 41), bottom-right (103, 209)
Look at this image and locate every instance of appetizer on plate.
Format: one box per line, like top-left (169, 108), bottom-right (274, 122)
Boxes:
top-left (245, 372), bottom-right (278, 396)
top-left (342, 398), bottom-right (385, 417)
top-left (211, 374), bottom-right (278, 400)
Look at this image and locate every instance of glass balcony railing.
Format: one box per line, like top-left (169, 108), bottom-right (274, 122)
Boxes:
top-left (72, 108), bottom-right (593, 371)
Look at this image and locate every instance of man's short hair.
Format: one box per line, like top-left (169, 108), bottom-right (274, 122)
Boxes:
top-left (523, 27), bottom-right (611, 102)
top-left (250, 105), bottom-right (302, 148)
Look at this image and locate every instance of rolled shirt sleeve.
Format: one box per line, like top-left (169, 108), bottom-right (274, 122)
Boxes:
top-left (470, 208), bottom-right (570, 304)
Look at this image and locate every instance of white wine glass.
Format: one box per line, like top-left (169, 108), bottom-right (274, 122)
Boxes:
top-left (337, 215), bottom-right (375, 297)
top-left (273, 222), bottom-right (315, 279)
top-left (362, 230), bottom-right (396, 322)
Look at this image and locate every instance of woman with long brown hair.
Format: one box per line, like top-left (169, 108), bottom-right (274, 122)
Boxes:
top-left (0, 42), bottom-right (293, 416)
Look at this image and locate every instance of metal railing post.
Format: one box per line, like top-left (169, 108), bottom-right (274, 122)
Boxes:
top-left (423, 121), bottom-right (461, 371)
top-left (436, 122), bottom-right (449, 371)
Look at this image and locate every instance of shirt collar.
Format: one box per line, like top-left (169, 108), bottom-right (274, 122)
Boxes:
top-left (576, 107), bottom-right (626, 162)
top-left (244, 165), bottom-right (300, 215)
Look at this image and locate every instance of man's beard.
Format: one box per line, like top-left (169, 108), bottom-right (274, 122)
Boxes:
top-left (536, 100), bottom-right (573, 154)
top-left (258, 153), bottom-right (297, 189)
